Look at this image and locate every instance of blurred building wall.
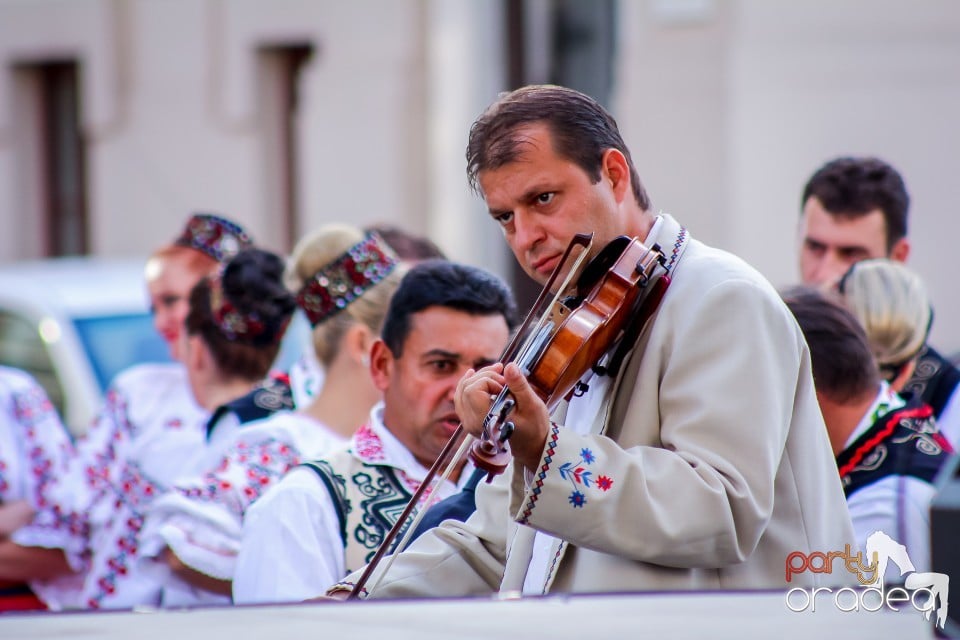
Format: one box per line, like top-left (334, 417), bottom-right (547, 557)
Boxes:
top-left (0, 0), bottom-right (958, 351)
top-left (614, 0), bottom-right (960, 354)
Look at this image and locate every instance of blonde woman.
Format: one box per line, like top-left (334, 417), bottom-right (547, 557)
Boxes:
top-left (839, 258), bottom-right (932, 390)
top-left (840, 258), bottom-right (960, 449)
top-left (139, 225), bottom-right (404, 607)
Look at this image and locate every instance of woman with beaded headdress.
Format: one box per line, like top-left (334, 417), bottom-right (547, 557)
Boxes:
top-left (60, 247), bottom-right (296, 609)
top-left (288, 223), bottom-right (444, 407)
top-left (0, 213), bottom-right (255, 610)
top-left (137, 224), bottom-right (403, 607)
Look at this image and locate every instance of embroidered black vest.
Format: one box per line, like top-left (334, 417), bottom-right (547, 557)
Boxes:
top-left (837, 397), bottom-right (953, 498)
top-left (205, 372), bottom-right (294, 440)
top-left (903, 344), bottom-right (960, 418)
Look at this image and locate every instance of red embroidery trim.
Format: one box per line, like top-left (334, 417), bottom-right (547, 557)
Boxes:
top-left (837, 404), bottom-right (934, 477)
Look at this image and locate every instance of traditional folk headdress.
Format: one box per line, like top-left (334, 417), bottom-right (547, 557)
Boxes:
top-left (208, 264), bottom-right (288, 346)
top-left (296, 232), bottom-right (398, 326)
top-left (175, 213), bottom-right (254, 263)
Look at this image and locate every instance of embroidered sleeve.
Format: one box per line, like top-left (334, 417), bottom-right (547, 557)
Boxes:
top-left (7, 377), bottom-right (75, 510)
top-left (138, 436), bottom-right (304, 581)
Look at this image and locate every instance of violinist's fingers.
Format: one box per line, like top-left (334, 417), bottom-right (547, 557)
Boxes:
top-left (456, 368), bottom-right (506, 398)
top-left (501, 362), bottom-right (551, 471)
top-left (455, 367), bottom-right (508, 436)
top-left (475, 362), bottom-right (504, 375)
top-left (502, 362), bottom-right (540, 409)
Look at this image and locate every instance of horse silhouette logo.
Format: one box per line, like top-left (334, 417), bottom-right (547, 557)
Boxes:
top-left (864, 530), bottom-right (949, 629)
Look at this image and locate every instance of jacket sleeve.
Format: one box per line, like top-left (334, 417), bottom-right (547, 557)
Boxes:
top-left (514, 277), bottom-right (805, 568)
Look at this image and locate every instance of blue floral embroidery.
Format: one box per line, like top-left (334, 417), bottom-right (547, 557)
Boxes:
top-left (559, 448), bottom-right (605, 507)
top-left (559, 463), bottom-right (593, 488)
top-left (557, 447), bottom-right (615, 508)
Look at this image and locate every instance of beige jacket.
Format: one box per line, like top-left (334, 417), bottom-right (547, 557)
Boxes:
top-left (342, 214), bottom-right (855, 598)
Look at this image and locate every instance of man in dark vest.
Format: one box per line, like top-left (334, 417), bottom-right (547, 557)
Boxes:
top-left (783, 286), bottom-right (952, 579)
top-left (797, 156), bottom-right (960, 443)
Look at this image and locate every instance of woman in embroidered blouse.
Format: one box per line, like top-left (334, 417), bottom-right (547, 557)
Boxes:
top-left (138, 225), bottom-right (404, 607)
top-left (65, 247), bottom-right (293, 610)
top-left (0, 214), bottom-right (255, 610)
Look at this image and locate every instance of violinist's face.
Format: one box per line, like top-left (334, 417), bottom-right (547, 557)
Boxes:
top-left (479, 123), bottom-right (649, 289)
top-left (373, 306), bottom-right (510, 472)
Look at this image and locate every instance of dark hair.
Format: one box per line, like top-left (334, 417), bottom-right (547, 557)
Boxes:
top-left (781, 286), bottom-right (880, 404)
top-left (381, 260), bottom-right (518, 357)
top-left (186, 248), bottom-right (297, 379)
top-left (801, 157), bottom-right (909, 252)
top-left (364, 224), bottom-right (446, 262)
top-left (466, 85), bottom-right (650, 210)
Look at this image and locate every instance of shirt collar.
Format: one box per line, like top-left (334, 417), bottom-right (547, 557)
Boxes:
top-left (352, 402), bottom-right (473, 490)
top-left (644, 214), bottom-right (664, 245)
top-left (844, 381), bottom-right (906, 448)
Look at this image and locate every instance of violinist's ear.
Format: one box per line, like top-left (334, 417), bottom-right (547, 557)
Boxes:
top-left (369, 339), bottom-right (393, 392)
top-left (600, 148), bottom-right (630, 204)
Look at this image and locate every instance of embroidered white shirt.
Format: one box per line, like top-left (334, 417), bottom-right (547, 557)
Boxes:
top-left (233, 403), bottom-right (472, 604)
top-left (138, 410), bottom-right (348, 608)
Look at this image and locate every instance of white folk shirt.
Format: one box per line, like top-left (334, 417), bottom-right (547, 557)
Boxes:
top-left (0, 366), bottom-right (74, 513)
top-left (138, 411), bottom-right (348, 608)
top-left (232, 403), bottom-right (473, 604)
top-left (14, 363), bottom-right (209, 610)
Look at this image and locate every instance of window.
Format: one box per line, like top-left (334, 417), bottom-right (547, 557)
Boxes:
top-left (257, 44), bottom-right (314, 253)
top-left (13, 60), bottom-right (90, 258)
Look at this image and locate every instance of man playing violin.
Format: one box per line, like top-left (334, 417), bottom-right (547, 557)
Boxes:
top-left (332, 85), bottom-right (855, 598)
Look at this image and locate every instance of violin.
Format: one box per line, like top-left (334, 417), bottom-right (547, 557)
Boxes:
top-left (347, 232), bottom-right (671, 598)
top-left (469, 233), bottom-right (671, 480)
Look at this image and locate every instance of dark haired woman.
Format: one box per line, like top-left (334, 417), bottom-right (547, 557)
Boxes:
top-left (5, 242), bottom-right (293, 611)
top-left (2, 213), bottom-right (254, 610)
top-left (139, 225), bottom-right (403, 607)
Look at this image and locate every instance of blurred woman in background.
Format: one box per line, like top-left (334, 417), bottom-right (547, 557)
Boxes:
top-left (839, 258), bottom-right (959, 449)
top-left (0, 213), bottom-right (255, 609)
top-left (839, 258), bottom-right (933, 393)
top-left (139, 225), bottom-right (403, 607)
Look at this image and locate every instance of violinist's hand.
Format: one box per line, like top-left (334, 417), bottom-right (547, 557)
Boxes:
top-left (455, 363), bottom-right (506, 437)
top-left (455, 362), bottom-right (550, 472)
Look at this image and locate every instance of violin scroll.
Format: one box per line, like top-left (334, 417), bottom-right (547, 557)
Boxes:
top-left (472, 395), bottom-right (516, 481)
